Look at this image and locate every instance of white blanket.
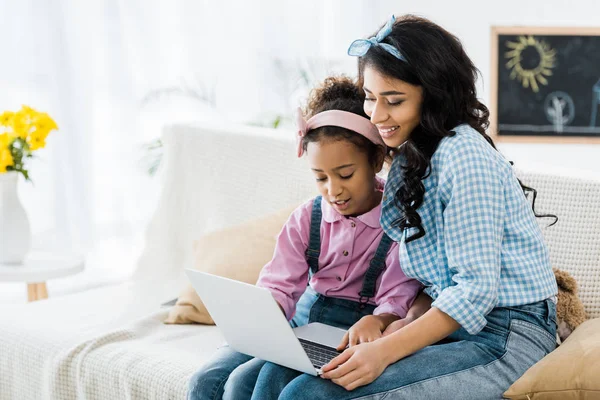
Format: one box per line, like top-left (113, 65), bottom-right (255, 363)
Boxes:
top-left (0, 280), bottom-right (223, 400)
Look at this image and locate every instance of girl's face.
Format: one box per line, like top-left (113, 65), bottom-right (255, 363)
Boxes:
top-left (306, 139), bottom-right (382, 217)
top-left (362, 66), bottom-right (424, 148)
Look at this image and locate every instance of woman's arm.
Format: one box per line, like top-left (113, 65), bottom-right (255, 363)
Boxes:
top-left (379, 306), bottom-right (459, 363)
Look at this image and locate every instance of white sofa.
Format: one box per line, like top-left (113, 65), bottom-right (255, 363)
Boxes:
top-left (1, 123), bottom-right (599, 400)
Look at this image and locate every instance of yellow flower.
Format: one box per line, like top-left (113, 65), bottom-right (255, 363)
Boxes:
top-left (18, 107), bottom-right (58, 150)
top-left (12, 108), bottom-right (31, 140)
top-left (27, 130), bottom-right (47, 151)
top-left (0, 105), bottom-right (59, 175)
top-left (0, 133), bottom-right (14, 173)
top-left (0, 111), bottom-right (14, 127)
top-left (32, 112), bottom-right (58, 133)
top-left (0, 132), bottom-right (11, 147)
top-left (0, 149), bottom-right (13, 172)
top-left (19, 105), bottom-right (37, 122)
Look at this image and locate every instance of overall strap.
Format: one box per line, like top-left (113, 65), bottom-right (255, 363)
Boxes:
top-left (358, 232), bottom-right (393, 307)
top-left (306, 196), bottom-right (322, 275)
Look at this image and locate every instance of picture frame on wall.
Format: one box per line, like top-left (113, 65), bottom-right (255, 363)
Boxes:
top-left (490, 26), bottom-right (600, 144)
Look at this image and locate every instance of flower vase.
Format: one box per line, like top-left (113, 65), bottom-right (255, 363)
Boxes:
top-left (0, 172), bottom-right (31, 264)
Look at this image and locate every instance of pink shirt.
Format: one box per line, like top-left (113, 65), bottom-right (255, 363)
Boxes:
top-left (256, 194), bottom-right (422, 320)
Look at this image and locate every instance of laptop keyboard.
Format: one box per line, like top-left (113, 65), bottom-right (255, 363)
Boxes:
top-left (298, 338), bottom-right (342, 369)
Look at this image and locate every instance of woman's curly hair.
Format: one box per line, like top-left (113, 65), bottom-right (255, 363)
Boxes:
top-left (357, 15), bottom-right (556, 243)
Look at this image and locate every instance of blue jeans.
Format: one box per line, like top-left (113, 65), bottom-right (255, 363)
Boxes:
top-left (187, 287), bottom-right (376, 400)
top-left (251, 299), bottom-right (557, 400)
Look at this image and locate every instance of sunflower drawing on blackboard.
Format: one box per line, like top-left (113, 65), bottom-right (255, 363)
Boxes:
top-left (504, 35), bottom-right (556, 93)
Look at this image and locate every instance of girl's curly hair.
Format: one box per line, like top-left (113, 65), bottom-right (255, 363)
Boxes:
top-left (301, 76), bottom-right (387, 167)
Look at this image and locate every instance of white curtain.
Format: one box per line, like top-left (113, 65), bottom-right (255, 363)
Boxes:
top-left (0, 0), bottom-right (389, 298)
top-left (0, 0), bottom-right (160, 292)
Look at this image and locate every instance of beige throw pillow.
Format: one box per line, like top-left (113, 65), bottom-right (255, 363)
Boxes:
top-left (164, 204), bottom-right (299, 325)
top-left (504, 318), bottom-right (600, 399)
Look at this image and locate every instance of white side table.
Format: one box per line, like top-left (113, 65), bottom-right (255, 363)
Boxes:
top-left (0, 252), bottom-right (85, 302)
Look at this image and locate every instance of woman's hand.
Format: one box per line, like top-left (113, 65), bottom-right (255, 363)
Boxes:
top-left (336, 314), bottom-right (396, 350)
top-left (321, 340), bottom-right (391, 391)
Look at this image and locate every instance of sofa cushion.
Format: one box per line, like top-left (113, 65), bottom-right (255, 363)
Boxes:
top-left (164, 204), bottom-right (298, 325)
top-left (504, 317), bottom-right (600, 399)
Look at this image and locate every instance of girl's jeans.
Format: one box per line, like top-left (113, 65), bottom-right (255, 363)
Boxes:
top-left (187, 287), bottom-right (376, 400)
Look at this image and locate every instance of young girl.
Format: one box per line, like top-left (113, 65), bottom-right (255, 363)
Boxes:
top-left (187, 77), bottom-right (425, 400)
top-left (250, 15), bottom-right (559, 400)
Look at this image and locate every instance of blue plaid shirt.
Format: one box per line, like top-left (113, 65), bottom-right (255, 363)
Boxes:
top-left (381, 124), bottom-right (558, 334)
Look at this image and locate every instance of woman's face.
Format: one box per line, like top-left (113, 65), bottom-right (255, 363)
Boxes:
top-left (362, 66), bottom-right (423, 148)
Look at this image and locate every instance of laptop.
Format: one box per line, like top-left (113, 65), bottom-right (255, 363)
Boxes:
top-left (185, 269), bottom-right (347, 376)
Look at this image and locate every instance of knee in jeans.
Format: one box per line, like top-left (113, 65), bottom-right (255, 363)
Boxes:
top-left (279, 379), bottom-right (307, 400)
top-left (224, 366), bottom-right (249, 391)
top-left (259, 362), bottom-right (279, 376)
top-left (223, 359), bottom-right (264, 398)
top-left (187, 370), bottom-right (209, 399)
top-left (188, 367), bottom-right (230, 400)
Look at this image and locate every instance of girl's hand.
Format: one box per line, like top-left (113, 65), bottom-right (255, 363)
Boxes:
top-left (321, 341), bottom-right (390, 391)
top-left (381, 292), bottom-right (432, 336)
top-left (336, 315), bottom-right (389, 350)
top-left (382, 316), bottom-right (414, 337)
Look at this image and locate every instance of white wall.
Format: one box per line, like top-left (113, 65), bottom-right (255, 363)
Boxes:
top-left (497, 143), bottom-right (600, 173)
top-left (336, 0), bottom-right (600, 174)
top-left (134, 1), bottom-right (599, 176)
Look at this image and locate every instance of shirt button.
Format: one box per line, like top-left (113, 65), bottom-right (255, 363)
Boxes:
top-left (383, 195), bottom-right (387, 201)
top-left (342, 250), bottom-right (349, 256)
top-left (350, 222), bottom-right (356, 228)
top-left (336, 276), bottom-right (342, 281)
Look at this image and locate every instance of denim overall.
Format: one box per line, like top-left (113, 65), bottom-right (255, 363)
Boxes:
top-left (290, 195), bottom-right (393, 329)
top-left (188, 196), bottom-right (394, 400)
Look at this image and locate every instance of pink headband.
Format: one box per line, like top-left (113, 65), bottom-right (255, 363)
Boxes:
top-left (295, 107), bottom-right (384, 157)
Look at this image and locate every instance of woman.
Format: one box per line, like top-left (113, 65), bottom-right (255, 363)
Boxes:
top-left (251, 15), bottom-right (558, 400)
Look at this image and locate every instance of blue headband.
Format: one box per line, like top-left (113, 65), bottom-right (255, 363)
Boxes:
top-left (347, 15), bottom-right (406, 62)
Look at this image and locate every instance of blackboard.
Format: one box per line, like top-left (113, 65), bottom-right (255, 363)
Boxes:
top-left (490, 27), bottom-right (600, 143)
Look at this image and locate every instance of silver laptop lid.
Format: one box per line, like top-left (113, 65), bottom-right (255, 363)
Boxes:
top-left (185, 269), bottom-right (318, 375)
